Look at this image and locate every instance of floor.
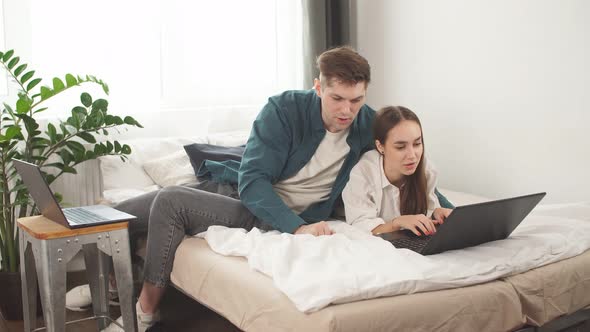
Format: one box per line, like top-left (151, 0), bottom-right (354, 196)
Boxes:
top-left (0, 270), bottom-right (241, 332)
top-left (2, 271), bottom-right (589, 332)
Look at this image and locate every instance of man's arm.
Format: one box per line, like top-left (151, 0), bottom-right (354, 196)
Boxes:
top-left (238, 100), bottom-right (306, 233)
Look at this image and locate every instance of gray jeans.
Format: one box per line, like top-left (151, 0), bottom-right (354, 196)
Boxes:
top-left (115, 181), bottom-right (273, 287)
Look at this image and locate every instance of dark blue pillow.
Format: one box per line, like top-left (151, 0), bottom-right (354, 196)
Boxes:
top-left (183, 143), bottom-right (245, 178)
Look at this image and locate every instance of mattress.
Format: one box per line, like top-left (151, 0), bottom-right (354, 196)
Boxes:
top-left (171, 238), bottom-right (527, 332)
top-left (503, 249), bottom-right (590, 327)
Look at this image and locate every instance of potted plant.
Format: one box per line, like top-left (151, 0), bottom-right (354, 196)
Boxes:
top-left (0, 49), bottom-right (143, 320)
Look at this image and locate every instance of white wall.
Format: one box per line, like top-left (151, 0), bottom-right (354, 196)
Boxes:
top-left (355, 0), bottom-right (590, 203)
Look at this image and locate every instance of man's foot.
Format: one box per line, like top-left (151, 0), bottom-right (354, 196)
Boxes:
top-left (65, 284), bottom-right (119, 311)
top-left (101, 301), bottom-right (160, 332)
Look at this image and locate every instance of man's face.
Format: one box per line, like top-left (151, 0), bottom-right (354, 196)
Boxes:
top-left (314, 78), bottom-right (367, 133)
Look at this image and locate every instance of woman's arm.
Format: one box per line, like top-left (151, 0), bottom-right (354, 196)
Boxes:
top-left (342, 157), bottom-right (388, 234)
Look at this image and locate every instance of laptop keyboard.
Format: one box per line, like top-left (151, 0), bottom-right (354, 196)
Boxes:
top-left (63, 208), bottom-right (108, 224)
top-left (391, 235), bottom-right (432, 253)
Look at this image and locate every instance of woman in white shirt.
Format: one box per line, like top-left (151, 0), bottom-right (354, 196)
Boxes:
top-left (342, 106), bottom-right (453, 236)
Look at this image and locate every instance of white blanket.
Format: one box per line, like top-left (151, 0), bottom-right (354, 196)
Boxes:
top-left (199, 202), bottom-right (590, 313)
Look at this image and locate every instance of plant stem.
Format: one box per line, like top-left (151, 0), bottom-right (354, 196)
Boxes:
top-left (0, 154), bottom-right (17, 272)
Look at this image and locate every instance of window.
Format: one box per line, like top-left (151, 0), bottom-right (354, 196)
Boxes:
top-left (22, 0), bottom-right (304, 134)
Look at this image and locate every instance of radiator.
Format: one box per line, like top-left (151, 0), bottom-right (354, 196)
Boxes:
top-left (50, 159), bottom-right (103, 207)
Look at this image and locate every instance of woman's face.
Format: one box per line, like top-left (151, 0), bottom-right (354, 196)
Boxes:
top-left (378, 120), bottom-right (423, 184)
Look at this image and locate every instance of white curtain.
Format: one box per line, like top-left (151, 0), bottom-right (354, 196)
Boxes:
top-left (19, 0), bottom-right (304, 136)
top-left (0, 1), bottom-right (7, 97)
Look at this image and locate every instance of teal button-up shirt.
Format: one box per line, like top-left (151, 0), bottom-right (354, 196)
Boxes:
top-left (200, 89), bottom-right (376, 233)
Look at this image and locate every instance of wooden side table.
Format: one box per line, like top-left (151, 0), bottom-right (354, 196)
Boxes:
top-left (18, 215), bottom-right (137, 332)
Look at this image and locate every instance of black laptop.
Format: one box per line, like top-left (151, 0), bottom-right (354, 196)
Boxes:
top-left (377, 192), bottom-right (546, 255)
top-left (13, 159), bottom-right (136, 228)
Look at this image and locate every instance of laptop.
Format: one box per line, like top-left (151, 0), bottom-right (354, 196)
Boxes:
top-left (377, 192), bottom-right (546, 255)
top-left (13, 159), bottom-right (136, 228)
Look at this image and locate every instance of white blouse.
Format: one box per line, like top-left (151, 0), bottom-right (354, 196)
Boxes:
top-left (342, 150), bottom-right (441, 233)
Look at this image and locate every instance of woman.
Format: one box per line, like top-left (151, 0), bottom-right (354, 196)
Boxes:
top-left (342, 106), bottom-right (452, 236)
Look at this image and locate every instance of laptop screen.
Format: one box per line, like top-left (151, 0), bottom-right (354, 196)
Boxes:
top-left (12, 159), bottom-right (69, 227)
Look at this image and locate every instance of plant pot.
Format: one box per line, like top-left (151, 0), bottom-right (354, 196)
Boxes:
top-left (0, 270), bottom-right (42, 321)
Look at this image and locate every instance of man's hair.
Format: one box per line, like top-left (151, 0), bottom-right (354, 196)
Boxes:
top-left (373, 106), bottom-right (427, 216)
top-left (316, 46), bottom-right (371, 87)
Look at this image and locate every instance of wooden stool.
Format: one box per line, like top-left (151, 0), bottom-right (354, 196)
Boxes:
top-left (18, 215), bottom-right (137, 332)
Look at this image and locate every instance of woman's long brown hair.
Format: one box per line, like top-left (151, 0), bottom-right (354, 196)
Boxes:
top-left (373, 106), bottom-right (427, 215)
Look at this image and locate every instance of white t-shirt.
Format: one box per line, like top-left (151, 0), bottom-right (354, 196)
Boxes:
top-left (273, 129), bottom-right (350, 214)
top-left (342, 150), bottom-right (440, 233)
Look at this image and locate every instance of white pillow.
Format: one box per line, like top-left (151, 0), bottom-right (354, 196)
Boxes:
top-left (101, 186), bottom-right (160, 205)
top-left (100, 155), bottom-right (156, 190)
top-left (142, 150), bottom-right (197, 187)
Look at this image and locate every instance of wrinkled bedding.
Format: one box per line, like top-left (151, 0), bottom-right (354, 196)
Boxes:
top-left (198, 202), bottom-right (590, 313)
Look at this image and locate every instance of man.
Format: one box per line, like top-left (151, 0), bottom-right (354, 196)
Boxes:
top-left (71, 46), bottom-right (376, 332)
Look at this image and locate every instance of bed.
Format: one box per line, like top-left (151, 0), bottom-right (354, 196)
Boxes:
top-left (54, 134), bottom-right (590, 332)
top-left (169, 190), bottom-right (590, 332)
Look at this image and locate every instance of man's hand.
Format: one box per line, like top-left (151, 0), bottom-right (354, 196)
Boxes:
top-left (294, 221), bottom-right (334, 236)
top-left (432, 208), bottom-right (453, 224)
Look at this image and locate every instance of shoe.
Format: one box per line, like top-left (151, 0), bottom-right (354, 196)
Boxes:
top-left (65, 284), bottom-right (119, 311)
top-left (101, 301), bottom-right (160, 332)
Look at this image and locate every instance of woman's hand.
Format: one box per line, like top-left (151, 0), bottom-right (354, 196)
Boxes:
top-left (432, 208), bottom-right (453, 224)
top-left (393, 214), bottom-right (438, 236)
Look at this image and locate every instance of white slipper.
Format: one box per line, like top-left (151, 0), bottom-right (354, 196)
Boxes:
top-left (65, 284), bottom-right (119, 311)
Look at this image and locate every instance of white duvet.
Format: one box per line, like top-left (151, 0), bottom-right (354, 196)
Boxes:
top-left (198, 202), bottom-right (590, 313)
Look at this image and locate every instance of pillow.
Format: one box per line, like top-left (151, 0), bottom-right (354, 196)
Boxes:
top-left (183, 143), bottom-right (245, 176)
top-left (99, 155), bottom-right (155, 190)
top-left (143, 150), bottom-right (198, 187)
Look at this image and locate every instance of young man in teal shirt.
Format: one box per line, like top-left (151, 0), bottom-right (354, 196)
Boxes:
top-left (89, 46), bottom-right (377, 332)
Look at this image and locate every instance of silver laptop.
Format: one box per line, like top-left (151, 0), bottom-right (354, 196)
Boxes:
top-left (13, 159), bottom-right (136, 228)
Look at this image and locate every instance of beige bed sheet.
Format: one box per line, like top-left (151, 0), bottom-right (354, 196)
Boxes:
top-left (170, 238), bottom-right (526, 332)
top-left (502, 249), bottom-right (590, 327)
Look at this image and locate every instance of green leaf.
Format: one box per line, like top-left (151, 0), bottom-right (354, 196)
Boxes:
top-left (91, 99), bottom-right (108, 112)
top-left (52, 77), bottom-right (65, 93)
top-left (101, 82), bottom-right (109, 95)
top-left (66, 141), bottom-right (85, 153)
top-left (76, 132), bottom-right (96, 143)
top-left (62, 166), bottom-right (77, 174)
top-left (123, 116), bottom-right (136, 125)
top-left (33, 107), bottom-right (48, 114)
top-left (94, 144), bottom-right (105, 155)
top-left (9, 183), bottom-right (28, 193)
top-left (44, 162), bottom-right (64, 169)
top-left (7, 56), bottom-right (19, 69)
top-left (65, 74), bottom-right (77, 87)
top-left (14, 64), bottom-right (27, 77)
top-left (16, 98), bottom-right (31, 114)
top-left (26, 78), bottom-right (42, 91)
top-left (85, 151), bottom-right (96, 159)
top-left (2, 49), bottom-right (14, 62)
top-left (121, 144), bottom-right (131, 154)
top-left (114, 140), bottom-right (121, 153)
top-left (106, 141), bottom-right (113, 152)
top-left (40, 86), bottom-right (53, 100)
top-left (17, 114), bottom-right (39, 134)
top-left (80, 92), bottom-right (92, 107)
top-left (20, 70), bottom-right (35, 84)
top-left (5, 126), bottom-right (22, 140)
top-left (59, 149), bottom-right (73, 164)
top-left (67, 113), bottom-right (81, 129)
top-left (47, 123), bottom-right (57, 143)
top-left (72, 106), bottom-right (87, 116)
